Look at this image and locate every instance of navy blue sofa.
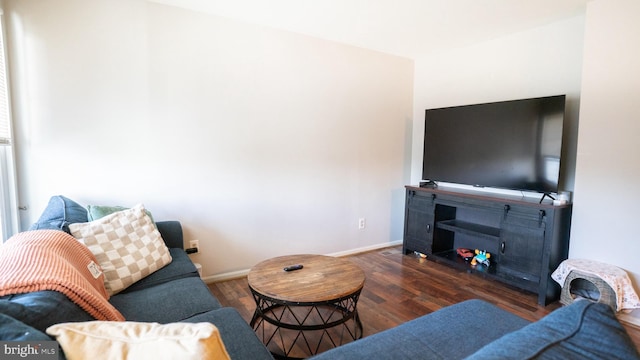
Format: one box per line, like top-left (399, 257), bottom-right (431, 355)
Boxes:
top-left (311, 298), bottom-right (640, 360)
top-left (0, 218), bottom-right (273, 359)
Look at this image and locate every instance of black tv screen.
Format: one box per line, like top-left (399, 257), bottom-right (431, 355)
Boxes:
top-left (422, 95), bottom-right (566, 194)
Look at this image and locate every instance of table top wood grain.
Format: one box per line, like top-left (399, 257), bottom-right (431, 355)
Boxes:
top-left (247, 254), bottom-right (365, 303)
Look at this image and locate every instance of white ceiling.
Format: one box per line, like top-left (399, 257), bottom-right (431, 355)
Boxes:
top-left (150, 0), bottom-right (592, 59)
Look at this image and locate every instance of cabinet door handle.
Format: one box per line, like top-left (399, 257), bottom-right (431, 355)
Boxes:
top-left (538, 210), bottom-right (546, 226)
top-left (501, 241), bottom-right (506, 254)
top-left (426, 224), bottom-right (431, 233)
top-left (503, 205), bottom-right (510, 219)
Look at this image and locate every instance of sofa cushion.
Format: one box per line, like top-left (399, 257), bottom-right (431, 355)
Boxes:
top-left (69, 204), bottom-right (172, 295)
top-left (0, 313), bottom-right (52, 341)
top-left (0, 291), bottom-right (94, 333)
top-left (185, 308), bottom-right (274, 360)
top-left (155, 221), bottom-right (184, 249)
top-left (119, 248), bottom-right (199, 294)
top-left (28, 195), bottom-right (87, 233)
top-left (109, 277), bottom-right (222, 323)
top-left (47, 321), bottom-right (230, 360)
top-left (467, 300), bottom-right (640, 360)
top-left (309, 299), bottom-right (530, 360)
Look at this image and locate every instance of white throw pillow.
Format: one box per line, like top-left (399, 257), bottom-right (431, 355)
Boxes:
top-left (69, 204), bottom-right (172, 295)
top-left (47, 321), bottom-right (230, 360)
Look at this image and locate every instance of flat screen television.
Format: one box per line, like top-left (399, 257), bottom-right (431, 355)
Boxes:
top-left (422, 95), bottom-right (566, 194)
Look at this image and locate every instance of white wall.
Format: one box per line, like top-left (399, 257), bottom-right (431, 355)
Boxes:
top-left (571, 0), bottom-right (640, 291)
top-left (4, 0), bottom-right (413, 278)
top-left (411, 15), bottom-right (586, 195)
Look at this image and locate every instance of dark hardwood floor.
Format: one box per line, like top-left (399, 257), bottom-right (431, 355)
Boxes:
top-left (208, 245), bottom-right (640, 351)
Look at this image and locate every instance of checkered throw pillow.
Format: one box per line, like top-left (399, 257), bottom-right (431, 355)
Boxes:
top-left (69, 204), bottom-right (172, 295)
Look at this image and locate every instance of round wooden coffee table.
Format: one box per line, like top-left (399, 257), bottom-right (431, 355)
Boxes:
top-left (248, 254), bottom-right (365, 359)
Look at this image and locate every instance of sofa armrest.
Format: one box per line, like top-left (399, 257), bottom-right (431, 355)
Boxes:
top-left (155, 221), bottom-right (184, 249)
top-left (466, 300), bottom-right (640, 360)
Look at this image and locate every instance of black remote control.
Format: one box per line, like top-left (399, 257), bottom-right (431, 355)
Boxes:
top-left (283, 264), bottom-right (303, 271)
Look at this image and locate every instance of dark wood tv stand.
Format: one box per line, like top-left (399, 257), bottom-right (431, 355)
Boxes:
top-left (402, 185), bottom-right (572, 306)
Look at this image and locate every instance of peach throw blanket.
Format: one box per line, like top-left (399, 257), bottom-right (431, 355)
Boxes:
top-left (0, 230), bottom-right (124, 321)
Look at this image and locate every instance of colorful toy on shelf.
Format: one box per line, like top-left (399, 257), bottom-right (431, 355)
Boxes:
top-left (471, 249), bottom-right (491, 267)
top-left (456, 248), bottom-right (474, 261)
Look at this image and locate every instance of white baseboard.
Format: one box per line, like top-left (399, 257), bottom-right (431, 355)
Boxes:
top-left (325, 240), bottom-right (403, 257)
top-left (202, 269), bottom-right (250, 284)
top-left (202, 240), bottom-right (403, 284)
top-left (617, 309), bottom-right (640, 328)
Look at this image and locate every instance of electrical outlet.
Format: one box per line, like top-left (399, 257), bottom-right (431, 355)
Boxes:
top-left (189, 240), bottom-right (199, 251)
top-left (358, 218), bottom-right (366, 230)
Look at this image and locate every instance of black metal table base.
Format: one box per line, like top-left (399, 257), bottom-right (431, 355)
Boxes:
top-left (249, 288), bottom-right (363, 360)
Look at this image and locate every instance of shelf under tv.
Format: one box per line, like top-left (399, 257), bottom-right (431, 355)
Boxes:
top-left (436, 219), bottom-right (500, 241)
top-left (430, 249), bottom-right (498, 276)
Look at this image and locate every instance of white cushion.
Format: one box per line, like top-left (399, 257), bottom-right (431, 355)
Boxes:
top-left (69, 204), bottom-right (172, 295)
top-left (47, 321), bottom-right (230, 360)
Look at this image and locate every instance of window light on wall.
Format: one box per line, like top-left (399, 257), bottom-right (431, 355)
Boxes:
top-left (0, 8), bottom-right (20, 241)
